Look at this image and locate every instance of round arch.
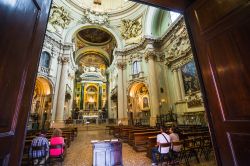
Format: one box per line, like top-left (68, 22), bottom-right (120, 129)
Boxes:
top-left (31, 77), bottom-right (54, 117)
top-left (75, 46), bottom-right (110, 65)
top-left (64, 23), bottom-right (124, 49)
top-left (128, 82), bottom-right (150, 118)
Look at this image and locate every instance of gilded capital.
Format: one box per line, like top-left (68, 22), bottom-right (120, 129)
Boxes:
top-left (145, 51), bottom-right (156, 62)
top-left (117, 62), bottom-right (127, 70)
top-left (61, 57), bottom-right (70, 64)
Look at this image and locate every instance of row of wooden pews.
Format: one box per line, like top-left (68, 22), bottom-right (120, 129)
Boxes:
top-left (108, 125), bottom-right (160, 152)
top-left (21, 127), bottom-right (78, 165)
top-left (107, 124), bottom-right (213, 166)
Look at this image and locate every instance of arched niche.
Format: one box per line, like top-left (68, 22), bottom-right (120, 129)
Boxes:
top-left (128, 82), bottom-right (150, 120)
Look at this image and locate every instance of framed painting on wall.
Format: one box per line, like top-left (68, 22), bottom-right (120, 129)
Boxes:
top-left (181, 60), bottom-right (200, 95)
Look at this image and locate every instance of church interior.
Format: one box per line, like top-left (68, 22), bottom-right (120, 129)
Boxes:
top-left (2, 0), bottom-right (249, 165)
top-left (21, 0), bottom-right (216, 165)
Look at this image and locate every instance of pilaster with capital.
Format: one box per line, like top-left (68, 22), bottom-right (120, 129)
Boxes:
top-left (116, 61), bottom-right (128, 124)
top-left (173, 69), bottom-right (182, 101)
top-left (51, 56), bottom-right (63, 121)
top-left (177, 68), bottom-right (185, 100)
top-left (55, 56), bottom-right (70, 125)
top-left (145, 51), bottom-right (160, 126)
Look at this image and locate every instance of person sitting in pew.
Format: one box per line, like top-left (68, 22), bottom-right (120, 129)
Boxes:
top-left (168, 127), bottom-right (182, 162)
top-left (29, 130), bottom-right (49, 165)
top-left (50, 128), bottom-right (65, 157)
top-left (151, 126), bottom-right (171, 166)
top-left (169, 127), bottom-right (181, 152)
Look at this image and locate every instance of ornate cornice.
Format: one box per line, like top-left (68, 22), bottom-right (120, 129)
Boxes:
top-left (166, 51), bottom-right (193, 71)
top-left (115, 37), bottom-right (156, 56)
top-left (44, 33), bottom-right (62, 48)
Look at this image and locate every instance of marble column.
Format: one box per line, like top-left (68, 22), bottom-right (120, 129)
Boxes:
top-left (177, 68), bottom-right (185, 100)
top-left (146, 52), bottom-right (160, 126)
top-left (55, 57), bottom-right (69, 126)
top-left (51, 56), bottom-right (62, 121)
top-left (117, 61), bottom-right (126, 124)
top-left (173, 69), bottom-right (182, 101)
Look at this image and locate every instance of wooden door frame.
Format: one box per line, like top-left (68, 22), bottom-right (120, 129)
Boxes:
top-left (131, 0), bottom-right (220, 164)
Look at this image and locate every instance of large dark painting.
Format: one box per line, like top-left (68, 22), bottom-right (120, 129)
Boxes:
top-left (181, 60), bottom-right (200, 94)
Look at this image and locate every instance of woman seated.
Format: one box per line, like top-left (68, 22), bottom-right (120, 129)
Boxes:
top-left (50, 128), bottom-right (65, 157)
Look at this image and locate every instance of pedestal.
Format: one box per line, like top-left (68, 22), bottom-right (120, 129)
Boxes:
top-left (92, 140), bottom-right (122, 166)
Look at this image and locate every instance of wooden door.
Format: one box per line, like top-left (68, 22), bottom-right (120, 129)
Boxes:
top-left (133, 0), bottom-right (250, 165)
top-left (0, 0), bottom-right (52, 165)
top-left (185, 1), bottom-right (250, 165)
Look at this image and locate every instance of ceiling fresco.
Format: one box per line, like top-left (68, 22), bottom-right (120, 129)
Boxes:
top-left (78, 54), bottom-right (108, 68)
top-left (78, 28), bottom-right (112, 45)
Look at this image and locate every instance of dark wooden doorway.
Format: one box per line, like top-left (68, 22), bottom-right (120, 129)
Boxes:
top-left (0, 0), bottom-right (52, 165)
top-left (0, 0), bottom-right (250, 165)
top-left (132, 0), bottom-right (250, 165)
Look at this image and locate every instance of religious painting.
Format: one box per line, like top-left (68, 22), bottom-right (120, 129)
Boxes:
top-left (142, 97), bottom-right (149, 109)
top-left (181, 60), bottom-right (200, 94)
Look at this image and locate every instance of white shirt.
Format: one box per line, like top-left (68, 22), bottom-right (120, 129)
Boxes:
top-left (157, 133), bottom-right (170, 154)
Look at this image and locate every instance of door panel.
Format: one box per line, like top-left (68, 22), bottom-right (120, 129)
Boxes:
top-left (0, 0), bottom-right (40, 134)
top-left (0, 0), bottom-right (51, 165)
top-left (186, 1), bottom-right (250, 165)
top-left (133, 0), bottom-right (250, 165)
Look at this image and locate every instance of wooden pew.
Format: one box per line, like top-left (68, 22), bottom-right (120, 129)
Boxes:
top-left (128, 129), bottom-right (158, 146)
top-left (106, 125), bottom-right (115, 134)
top-left (179, 131), bottom-right (209, 140)
top-left (113, 126), bottom-right (132, 138)
top-left (133, 131), bottom-right (160, 152)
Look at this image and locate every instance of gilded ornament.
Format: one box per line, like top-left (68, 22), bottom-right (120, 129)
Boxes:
top-left (121, 19), bottom-right (142, 40)
top-left (48, 5), bottom-right (71, 32)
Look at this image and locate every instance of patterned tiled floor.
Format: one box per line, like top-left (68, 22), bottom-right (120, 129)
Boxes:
top-left (61, 124), bottom-right (216, 166)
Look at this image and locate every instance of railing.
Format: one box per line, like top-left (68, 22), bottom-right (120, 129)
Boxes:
top-left (131, 72), bottom-right (144, 80)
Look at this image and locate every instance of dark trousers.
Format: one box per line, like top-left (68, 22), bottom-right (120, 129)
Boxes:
top-left (152, 147), bottom-right (160, 163)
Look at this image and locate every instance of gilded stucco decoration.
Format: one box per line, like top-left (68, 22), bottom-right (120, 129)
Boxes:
top-left (167, 30), bottom-right (190, 58)
top-left (165, 23), bottom-right (193, 71)
top-left (83, 9), bottom-right (109, 25)
top-left (186, 93), bottom-right (203, 108)
top-left (120, 18), bottom-right (142, 45)
top-left (48, 5), bottom-right (71, 33)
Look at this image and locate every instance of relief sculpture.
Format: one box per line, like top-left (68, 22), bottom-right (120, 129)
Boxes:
top-left (48, 5), bottom-right (71, 33)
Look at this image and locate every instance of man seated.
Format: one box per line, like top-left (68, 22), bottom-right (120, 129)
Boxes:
top-left (29, 130), bottom-right (49, 165)
top-left (151, 126), bottom-right (171, 166)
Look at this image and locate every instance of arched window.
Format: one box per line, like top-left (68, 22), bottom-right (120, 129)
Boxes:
top-left (40, 51), bottom-right (51, 68)
top-left (132, 61), bottom-right (141, 75)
